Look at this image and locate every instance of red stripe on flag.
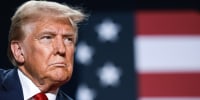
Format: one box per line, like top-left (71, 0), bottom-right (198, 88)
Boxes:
top-left (136, 10), bottom-right (200, 35)
top-left (139, 73), bottom-right (200, 97)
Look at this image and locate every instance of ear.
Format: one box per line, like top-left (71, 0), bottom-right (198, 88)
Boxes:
top-left (10, 41), bottom-right (25, 64)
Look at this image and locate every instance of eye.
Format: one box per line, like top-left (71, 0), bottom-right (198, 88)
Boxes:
top-left (39, 35), bottom-right (53, 44)
top-left (42, 35), bottom-right (52, 39)
top-left (64, 37), bottom-right (74, 44)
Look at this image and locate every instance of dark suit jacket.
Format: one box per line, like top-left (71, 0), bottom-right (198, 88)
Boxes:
top-left (0, 68), bottom-right (73, 100)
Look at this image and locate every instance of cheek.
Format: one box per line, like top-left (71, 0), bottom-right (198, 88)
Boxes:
top-left (28, 45), bottom-right (52, 69)
top-left (34, 43), bottom-right (53, 55)
top-left (65, 47), bottom-right (74, 73)
top-left (66, 46), bottom-right (75, 59)
top-left (70, 47), bottom-right (75, 56)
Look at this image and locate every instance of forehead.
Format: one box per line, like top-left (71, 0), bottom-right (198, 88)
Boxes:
top-left (24, 17), bottom-right (75, 35)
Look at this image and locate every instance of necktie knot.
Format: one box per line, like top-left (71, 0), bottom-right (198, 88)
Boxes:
top-left (33, 92), bottom-right (48, 100)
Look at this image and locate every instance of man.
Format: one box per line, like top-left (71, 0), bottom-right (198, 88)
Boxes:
top-left (0, 0), bottom-right (86, 100)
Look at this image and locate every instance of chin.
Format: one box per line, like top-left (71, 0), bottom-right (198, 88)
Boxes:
top-left (49, 76), bottom-right (69, 86)
top-left (54, 72), bottom-right (71, 81)
top-left (48, 67), bottom-right (72, 82)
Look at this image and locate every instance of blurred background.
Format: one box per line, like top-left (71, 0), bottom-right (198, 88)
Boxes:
top-left (0, 0), bottom-right (199, 100)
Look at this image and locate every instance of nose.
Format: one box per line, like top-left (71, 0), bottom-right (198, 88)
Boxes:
top-left (54, 37), bottom-right (66, 56)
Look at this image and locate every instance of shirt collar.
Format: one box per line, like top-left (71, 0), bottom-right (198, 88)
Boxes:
top-left (18, 69), bottom-right (58, 100)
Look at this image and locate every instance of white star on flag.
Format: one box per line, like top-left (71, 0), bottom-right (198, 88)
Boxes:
top-left (97, 62), bottom-right (122, 87)
top-left (75, 42), bottom-right (94, 65)
top-left (73, 12), bottom-right (136, 100)
top-left (76, 84), bottom-right (96, 100)
top-left (95, 18), bottom-right (121, 42)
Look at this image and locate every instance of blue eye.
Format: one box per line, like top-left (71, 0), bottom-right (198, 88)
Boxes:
top-left (64, 37), bottom-right (74, 44)
top-left (39, 35), bottom-right (53, 44)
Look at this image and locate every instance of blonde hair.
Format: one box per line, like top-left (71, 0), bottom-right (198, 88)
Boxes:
top-left (8, 0), bottom-right (86, 66)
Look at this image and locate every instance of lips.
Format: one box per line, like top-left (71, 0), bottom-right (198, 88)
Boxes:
top-left (49, 62), bottom-right (67, 67)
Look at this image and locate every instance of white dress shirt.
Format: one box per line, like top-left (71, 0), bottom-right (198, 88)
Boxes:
top-left (18, 69), bottom-right (58, 100)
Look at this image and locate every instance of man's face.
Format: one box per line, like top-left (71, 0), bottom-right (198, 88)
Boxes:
top-left (19, 18), bottom-right (75, 86)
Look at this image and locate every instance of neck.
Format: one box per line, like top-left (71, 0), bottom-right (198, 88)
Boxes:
top-left (37, 82), bottom-right (60, 93)
top-left (18, 67), bottom-right (62, 93)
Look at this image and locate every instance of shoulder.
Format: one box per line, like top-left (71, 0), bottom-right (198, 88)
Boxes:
top-left (0, 68), bottom-right (19, 88)
top-left (0, 68), bottom-right (25, 99)
top-left (57, 90), bottom-right (73, 100)
top-left (0, 68), bottom-right (13, 82)
top-left (0, 68), bottom-right (18, 88)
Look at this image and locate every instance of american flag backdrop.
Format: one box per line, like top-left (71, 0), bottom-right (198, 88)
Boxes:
top-left (0, 0), bottom-right (200, 100)
top-left (136, 10), bottom-right (200, 100)
top-left (63, 9), bottom-right (200, 100)
top-left (73, 12), bottom-right (137, 100)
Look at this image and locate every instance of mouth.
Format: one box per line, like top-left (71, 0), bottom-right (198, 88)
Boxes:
top-left (49, 62), bottom-right (68, 67)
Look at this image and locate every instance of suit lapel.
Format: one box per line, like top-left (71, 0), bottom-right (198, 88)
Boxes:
top-left (56, 89), bottom-right (73, 100)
